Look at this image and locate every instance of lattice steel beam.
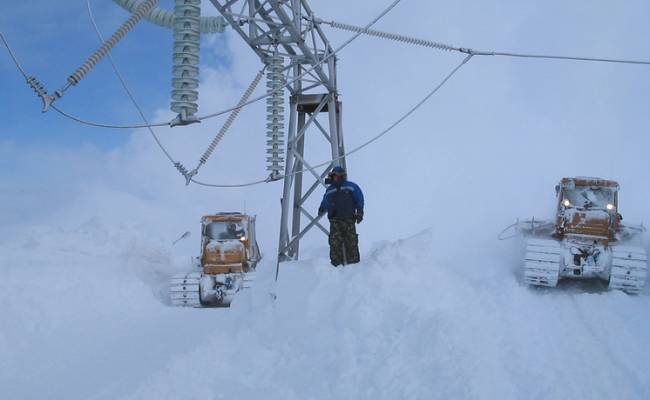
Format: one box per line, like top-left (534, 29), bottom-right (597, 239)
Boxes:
top-left (208, 0), bottom-right (346, 263)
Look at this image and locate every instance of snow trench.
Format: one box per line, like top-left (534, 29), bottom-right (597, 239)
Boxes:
top-left (1, 222), bottom-right (649, 399)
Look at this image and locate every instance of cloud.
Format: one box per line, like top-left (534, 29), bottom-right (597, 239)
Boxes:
top-left (2, 0), bottom-right (649, 251)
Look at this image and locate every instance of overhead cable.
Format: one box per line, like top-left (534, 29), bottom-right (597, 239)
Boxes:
top-left (488, 51), bottom-right (650, 65)
top-left (321, 18), bottom-right (650, 66)
top-left (69, 0), bottom-right (159, 87)
top-left (85, 1), bottom-right (176, 166)
top-left (191, 70), bottom-right (265, 178)
top-left (37, 0), bottom-right (159, 113)
top-left (87, 0), bottom-right (266, 185)
top-left (84, 0), bottom-right (418, 188)
top-left (3, 0), bottom-right (404, 130)
top-left (190, 54), bottom-right (473, 188)
top-left (317, 19), bottom-right (459, 52)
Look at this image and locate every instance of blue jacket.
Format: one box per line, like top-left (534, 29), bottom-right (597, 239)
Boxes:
top-left (320, 180), bottom-right (364, 220)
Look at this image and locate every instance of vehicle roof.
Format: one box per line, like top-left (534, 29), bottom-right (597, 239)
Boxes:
top-left (201, 213), bottom-right (249, 223)
top-left (560, 177), bottom-right (619, 189)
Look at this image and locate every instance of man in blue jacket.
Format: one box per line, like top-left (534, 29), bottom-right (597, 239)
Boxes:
top-left (318, 166), bottom-right (364, 266)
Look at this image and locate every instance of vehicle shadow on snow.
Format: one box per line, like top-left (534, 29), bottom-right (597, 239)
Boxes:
top-left (523, 279), bottom-right (648, 296)
top-left (510, 238), bottom-right (649, 296)
top-left (530, 279), bottom-right (608, 295)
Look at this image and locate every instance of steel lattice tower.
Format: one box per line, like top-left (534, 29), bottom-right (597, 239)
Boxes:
top-left (209, 0), bottom-right (346, 262)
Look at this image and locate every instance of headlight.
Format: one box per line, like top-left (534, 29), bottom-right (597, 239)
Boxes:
top-left (606, 204), bottom-right (614, 210)
top-left (563, 199), bottom-right (571, 207)
top-left (239, 236), bottom-right (247, 242)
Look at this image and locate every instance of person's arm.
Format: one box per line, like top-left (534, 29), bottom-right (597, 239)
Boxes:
top-left (352, 183), bottom-right (364, 212)
top-left (318, 188), bottom-right (330, 215)
top-left (351, 183), bottom-right (364, 223)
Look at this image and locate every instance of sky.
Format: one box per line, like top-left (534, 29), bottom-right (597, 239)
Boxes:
top-left (1, 0), bottom-right (649, 253)
top-left (2, 3), bottom-right (650, 398)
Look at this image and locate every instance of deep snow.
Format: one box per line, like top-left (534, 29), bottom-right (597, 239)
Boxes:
top-left (1, 220), bottom-right (649, 400)
top-left (2, 1), bottom-right (650, 398)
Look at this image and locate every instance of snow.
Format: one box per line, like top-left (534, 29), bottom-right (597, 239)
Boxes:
top-left (3, 1), bottom-right (650, 398)
top-left (206, 239), bottom-right (245, 252)
top-left (206, 239), bottom-right (245, 261)
top-left (2, 221), bottom-right (649, 399)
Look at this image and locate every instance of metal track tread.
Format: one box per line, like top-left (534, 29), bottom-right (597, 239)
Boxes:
top-left (242, 272), bottom-right (255, 289)
top-left (170, 272), bottom-right (202, 307)
top-left (523, 238), bottom-right (561, 287)
top-left (608, 246), bottom-right (648, 294)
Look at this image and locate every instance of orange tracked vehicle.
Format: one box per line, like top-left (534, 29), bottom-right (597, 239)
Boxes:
top-left (170, 213), bottom-right (261, 307)
top-left (518, 177), bottom-right (647, 293)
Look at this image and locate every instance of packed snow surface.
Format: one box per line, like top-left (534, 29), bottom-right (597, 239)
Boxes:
top-left (3, 0), bottom-right (650, 396)
top-left (1, 221), bottom-right (649, 400)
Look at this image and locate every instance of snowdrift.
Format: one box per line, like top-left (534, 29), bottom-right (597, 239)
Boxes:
top-left (2, 221), bottom-right (649, 399)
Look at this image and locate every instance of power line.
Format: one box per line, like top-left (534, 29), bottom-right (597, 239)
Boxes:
top-left (7, 4), bottom-right (649, 130)
top-left (86, 0), bottom-right (271, 186)
top-left (2, 0), bottom-right (405, 130)
top-left (321, 18), bottom-right (650, 66)
top-left (191, 54), bottom-right (473, 188)
top-left (489, 51), bottom-right (650, 65)
top-left (0, 33), bottom-right (28, 77)
top-left (85, 0), bottom-right (175, 164)
top-left (3, 0), bottom-right (411, 188)
top-left (4, 3), bottom-right (648, 188)
top-left (318, 19), bottom-right (460, 52)
top-left (86, 0), bottom-right (440, 189)
top-left (47, 38), bottom-right (650, 129)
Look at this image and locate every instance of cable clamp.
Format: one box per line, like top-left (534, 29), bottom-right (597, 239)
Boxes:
top-left (174, 162), bottom-right (197, 186)
top-left (266, 172), bottom-right (282, 182)
top-left (184, 168), bottom-right (198, 186)
top-left (458, 48), bottom-right (495, 56)
top-left (169, 113), bottom-right (201, 127)
top-left (26, 76), bottom-right (60, 112)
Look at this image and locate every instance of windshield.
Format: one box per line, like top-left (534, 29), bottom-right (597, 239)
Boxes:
top-left (563, 186), bottom-right (615, 209)
top-left (205, 221), bottom-right (246, 240)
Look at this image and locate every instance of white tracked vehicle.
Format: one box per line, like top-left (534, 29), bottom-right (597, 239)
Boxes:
top-left (517, 177), bottom-right (647, 293)
top-left (170, 213), bottom-right (261, 307)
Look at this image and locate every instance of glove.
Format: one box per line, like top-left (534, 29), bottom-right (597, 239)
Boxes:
top-left (318, 207), bottom-right (326, 216)
top-left (355, 211), bottom-right (364, 224)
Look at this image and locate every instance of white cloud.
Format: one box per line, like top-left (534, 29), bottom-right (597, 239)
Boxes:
top-left (2, 0), bottom-right (649, 250)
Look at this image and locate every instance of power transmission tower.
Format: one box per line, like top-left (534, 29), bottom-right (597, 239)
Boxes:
top-left (209, 0), bottom-right (346, 261)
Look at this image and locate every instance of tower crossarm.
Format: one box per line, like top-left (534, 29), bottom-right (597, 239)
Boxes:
top-left (208, 0), bottom-right (335, 93)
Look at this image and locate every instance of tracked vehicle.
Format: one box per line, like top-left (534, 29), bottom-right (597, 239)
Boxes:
top-left (170, 213), bottom-right (261, 307)
top-left (518, 177), bottom-right (647, 293)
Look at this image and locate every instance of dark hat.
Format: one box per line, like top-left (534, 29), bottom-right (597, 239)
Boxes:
top-left (331, 166), bottom-right (346, 176)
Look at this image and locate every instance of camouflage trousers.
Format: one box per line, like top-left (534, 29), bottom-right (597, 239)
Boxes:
top-left (328, 219), bottom-right (360, 266)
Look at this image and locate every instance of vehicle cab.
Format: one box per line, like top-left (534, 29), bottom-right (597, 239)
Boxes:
top-left (554, 177), bottom-right (620, 242)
